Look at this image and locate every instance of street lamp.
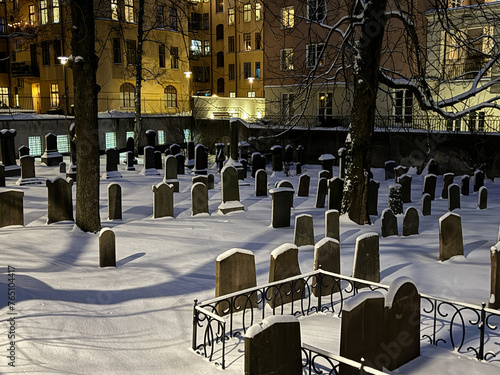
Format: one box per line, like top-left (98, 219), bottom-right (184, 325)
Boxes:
top-left (248, 77), bottom-right (254, 97)
top-left (184, 71), bottom-right (192, 112)
top-left (57, 56), bottom-right (69, 116)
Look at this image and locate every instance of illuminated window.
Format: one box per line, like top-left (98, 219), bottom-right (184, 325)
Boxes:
top-left (120, 83), bottom-right (135, 107)
top-left (50, 83), bottom-right (59, 107)
top-left (203, 40), bottom-right (210, 55)
top-left (0, 87), bottom-right (8, 107)
top-left (53, 0), bottom-right (60, 23)
top-left (281, 6), bottom-right (294, 29)
top-left (244, 33), bottom-right (251, 50)
top-left (105, 132), bottom-right (117, 149)
top-left (243, 4), bottom-right (251, 22)
top-left (125, 0), bottom-right (134, 22)
top-left (229, 92), bottom-right (236, 98)
top-left (40, 0), bottom-right (48, 24)
top-left (164, 85), bottom-right (177, 108)
top-left (190, 40), bottom-right (202, 56)
top-left (158, 130), bottom-right (165, 145)
top-left (255, 3), bottom-right (261, 21)
top-left (281, 48), bottom-right (293, 70)
top-left (29, 5), bottom-right (36, 24)
top-left (57, 135), bottom-right (69, 153)
top-left (126, 131), bottom-right (134, 140)
top-left (111, 0), bottom-right (118, 20)
top-left (255, 62), bottom-right (260, 78)
top-left (228, 8), bottom-right (234, 25)
top-left (28, 136), bottom-right (42, 156)
top-left (319, 93), bottom-right (332, 118)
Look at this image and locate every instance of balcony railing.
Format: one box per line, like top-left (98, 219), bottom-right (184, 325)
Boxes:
top-left (11, 61), bottom-right (39, 77)
top-left (445, 56), bottom-right (489, 79)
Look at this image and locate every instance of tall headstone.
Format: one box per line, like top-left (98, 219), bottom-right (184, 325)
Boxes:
top-left (41, 133), bottom-right (63, 166)
top-left (423, 174), bottom-right (437, 200)
top-left (318, 169), bottom-right (330, 180)
top-left (394, 165), bottom-right (408, 181)
top-left (293, 214), bottom-right (314, 247)
top-left (325, 209), bottom-right (340, 241)
top-left (193, 144), bottom-right (208, 175)
top-left (185, 140), bottom-right (195, 169)
top-left (103, 148), bottom-right (122, 179)
top-left (388, 184), bottom-right (403, 215)
top-left (381, 208), bottom-right (398, 237)
top-left (384, 160), bottom-right (396, 181)
top-left (473, 169), bottom-right (484, 192)
top-left (338, 147), bottom-right (346, 178)
top-left (312, 237), bottom-right (340, 296)
top-left (489, 242), bottom-right (500, 309)
top-left (318, 154), bottom-right (335, 176)
top-left (126, 136), bottom-right (135, 154)
top-left (163, 155), bottom-right (179, 192)
top-left (18, 145), bottom-right (29, 158)
top-left (297, 174), bottom-right (310, 197)
top-left (126, 151), bottom-right (135, 171)
top-left (327, 177), bottom-right (344, 211)
top-left (268, 243), bottom-right (303, 307)
top-left (428, 159), bottom-right (438, 174)
top-left (269, 187), bottom-right (294, 228)
top-left (270, 145), bottom-right (283, 173)
top-left (441, 173), bottom-right (454, 199)
top-left (191, 181), bottom-right (209, 215)
top-left (251, 152), bottom-right (262, 178)
top-left (145, 129), bottom-right (156, 147)
top-left (352, 233), bottom-right (380, 283)
top-left (0, 164), bottom-right (5, 187)
top-left (245, 316), bottom-right (301, 375)
top-left (315, 177), bottom-right (328, 208)
top-left (175, 153), bottom-right (185, 175)
top-left (215, 143), bottom-right (225, 172)
top-left (0, 129), bottom-right (21, 176)
top-left (478, 186), bottom-right (487, 210)
top-left (461, 175), bottom-right (470, 196)
top-left (154, 150), bottom-right (162, 170)
top-left (218, 165), bottom-right (244, 214)
top-left (108, 183), bottom-right (122, 220)
top-left (255, 169), bottom-right (267, 196)
top-left (152, 182), bottom-right (174, 218)
top-left (276, 180), bottom-right (294, 207)
top-left (448, 183), bottom-right (460, 211)
top-left (367, 179), bottom-right (380, 216)
top-left (46, 177), bottom-right (74, 224)
top-left (402, 207), bottom-right (419, 236)
top-left (439, 212), bottom-right (463, 261)
top-left (0, 190), bottom-right (23, 227)
top-left (192, 174), bottom-right (208, 186)
top-left (99, 228), bottom-right (116, 267)
top-left (398, 174), bottom-right (412, 203)
top-left (421, 193), bottom-right (431, 216)
top-left (17, 155), bottom-right (43, 185)
top-left (208, 173), bottom-right (214, 190)
top-left (140, 146), bottom-right (160, 175)
top-left (284, 144), bottom-right (294, 164)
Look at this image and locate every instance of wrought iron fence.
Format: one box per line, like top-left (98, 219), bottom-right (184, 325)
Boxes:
top-left (192, 269), bottom-right (500, 370)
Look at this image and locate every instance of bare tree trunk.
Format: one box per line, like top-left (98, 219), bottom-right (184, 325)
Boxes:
top-left (134, 0), bottom-right (145, 156)
top-left (342, 0), bottom-right (388, 225)
top-left (69, 0), bottom-right (101, 232)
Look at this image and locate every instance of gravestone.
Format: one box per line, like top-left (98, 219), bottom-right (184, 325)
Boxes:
top-left (448, 183), bottom-right (460, 211)
top-left (126, 151), bottom-right (135, 171)
top-left (17, 155), bottom-right (43, 185)
top-left (489, 242), bottom-right (500, 309)
top-left (439, 212), bottom-right (463, 261)
top-left (402, 207), bottom-right (419, 236)
top-left (394, 165), bottom-right (408, 181)
top-left (163, 155), bottom-right (179, 192)
top-left (218, 165), bottom-right (244, 214)
top-left (327, 177), bottom-right (344, 211)
top-left (170, 143), bottom-right (181, 156)
top-left (215, 249), bottom-right (257, 314)
top-left (185, 140), bottom-right (195, 169)
top-left (284, 144), bottom-right (293, 164)
top-left (215, 143), bottom-right (225, 172)
top-left (352, 233), bottom-right (380, 283)
top-left (154, 150), bottom-right (162, 170)
top-left (293, 214), bottom-right (314, 247)
top-left (398, 174), bottom-right (412, 203)
top-left (175, 153), bottom-right (185, 175)
top-left (269, 187), bottom-right (294, 228)
top-left (40, 133), bottom-right (63, 166)
top-left (18, 145), bottom-right (29, 158)
top-left (0, 190), bottom-right (23, 227)
top-left (423, 174), bottom-right (437, 200)
top-left (297, 174), bottom-right (310, 197)
top-left (99, 228), bottom-right (116, 268)
top-left (388, 184), bottom-right (403, 215)
top-left (102, 148), bottom-right (122, 179)
top-left (108, 183), bottom-right (122, 220)
top-left (245, 315), bottom-right (301, 375)
top-left (270, 145), bottom-right (283, 173)
top-left (318, 169), bottom-right (330, 180)
top-left (338, 147), bottom-right (346, 178)
top-left (318, 154), bottom-right (335, 176)
top-left (381, 208), bottom-right (398, 237)
top-left (255, 169), bottom-right (267, 196)
top-left (126, 136), bottom-right (134, 154)
top-left (46, 177), bottom-right (74, 224)
top-left (251, 152), bottom-right (262, 178)
top-left (385, 160), bottom-right (396, 180)
top-left (428, 159), bottom-right (438, 174)
top-left (193, 144), bottom-right (208, 175)
top-left (474, 169), bottom-right (484, 192)
top-left (315, 177), bottom-right (328, 208)
top-left (461, 175), bottom-right (470, 196)
top-left (268, 243), bottom-right (304, 308)
top-left (192, 175), bottom-right (208, 186)
top-left (207, 174), bottom-right (215, 190)
top-left (191, 182), bottom-right (209, 215)
top-left (325, 209), bottom-right (340, 241)
top-left (152, 182), bottom-right (174, 218)
top-left (145, 129), bottom-right (156, 147)
top-left (312, 237), bottom-right (340, 297)
top-left (276, 180), bottom-right (294, 208)
top-left (441, 173), bottom-right (454, 199)
top-left (478, 186), bottom-right (487, 209)
top-left (0, 164), bottom-right (5, 187)
top-left (140, 146), bottom-right (160, 175)
top-left (421, 193), bottom-right (431, 216)
top-left (59, 162), bottom-right (66, 174)
top-left (367, 179), bottom-right (380, 216)
top-left (0, 129), bottom-right (21, 176)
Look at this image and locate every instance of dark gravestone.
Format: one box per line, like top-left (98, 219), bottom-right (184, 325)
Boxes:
top-left (191, 182), bottom-right (209, 215)
top-left (461, 175), bottom-right (470, 196)
top-left (428, 159), bottom-right (438, 174)
top-left (0, 129), bottom-right (21, 176)
top-left (103, 148), bottom-right (122, 179)
top-left (145, 129), bottom-right (156, 147)
top-left (297, 174), bottom-right (310, 197)
top-left (17, 155), bottom-right (42, 185)
top-left (352, 233), bottom-right (380, 283)
top-left (192, 175), bottom-right (208, 186)
top-left (441, 173), bottom-right (454, 199)
top-left (318, 154), bottom-right (335, 176)
top-left (46, 177), bottom-right (74, 224)
top-left (0, 190), bottom-right (23, 227)
top-left (325, 209), bottom-right (340, 241)
top-left (215, 143), bottom-right (225, 173)
top-left (276, 180), bottom-right (294, 207)
top-left (18, 145), bottom-right (29, 158)
top-left (367, 179), bottom-right (380, 216)
top-left (255, 169), bottom-right (267, 197)
top-left (448, 183), bottom-right (460, 211)
top-left (338, 147), bottom-right (346, 178)
top-left (99, 228), bottom-right (116, 267)
top-left (318, 169), bottom-right (330, 180)
top-left (41, 133), bottom-right (63, 166)
top-left (384, 160), bottom-right (396, 181)
top-left (293, 214), bottom-right (314, 247)
top-left (67, 123), bottom-right (77, 180)
top-left (175, 154), bottom-right (185, 175)
top-left (208, 174), bottom-right (215, 190)
top-left (0, 164), bottom-right (5, 187)
top-left (154, 150), bottom-right (162, 170)
top-left (170, 143), bottom-right (181, 156)
top-left (421, 193), bottom-right (431, 216)
top-left (284, 144), bottom-right (294, 164)
top-left (315, 177), bottom-right (328, 208)
top-left (312, 237), bottom-right (340, 296)
top-left (126, 136), bottom-right (134, 153)
top-left (251, 152), bottom-right (262, 178)
top-left (398, 174), bottom-right (412, 203)
top-left (327, 177), bottom-right (344, 211)
top-left (193, 144), bottom-right (208, 175)
top-left (163, 155), bottom-right (179, 192)
top-left (489, 244), bottom-right (500, 309)
top-left (439, 212), bottom-right (463, 261)
top-left (389, 184), bottom-right (403, 215)
top-left (152, 182), bottom-right (174, 218)
top-left (381, 208), bottom-right (398, 237)
top-left (126, 151), bottom-right (135, 171)
top-left (478, 186), bottom-right (487, 210)
top-left (108, 183), bottom-right (122, 220)
top-left (423, 174), bottom-right (437, 200)
top-left (59, 162), bottom-right (66, 174)
top-left (219, 165), bottom-right (244, 214)
top-left (474, 169), bottom-right (484, 192)
top-left (185, 140), bottom-right (195, 169)
top-left (394, 165), bottom-right (408, 181)
top-left (140, 146), bottom-right (160, 176)
top-left (269, 187), bottom-right (294, 228)
top-left (403, 207), bottom-right (419, 236)
top-left (270, 145), bottom-right (283, 172)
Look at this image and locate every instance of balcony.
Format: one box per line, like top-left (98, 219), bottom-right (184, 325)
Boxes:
top-left (445, 56), bottom-right (489, 79)
top-left (11, 61), bottom-right (39, 77)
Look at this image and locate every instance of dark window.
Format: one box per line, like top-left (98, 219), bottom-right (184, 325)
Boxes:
top-left (228, 36), bottom-right (235, 53)
top-left (244, 62), bottom-right (251, 79)
top-left (216, 51), bottom-right (224, 67)
top-left (30, 44), bottom-right (37, 67)
top-left (216, 0), bottom-right (223, 13)
top-left (157, 5), bottom-right (164, 27)
top-left (204, 66), bottom-right (210, 82)
top-left (216, 24), bottom-right (224, 40)
top-left (169, 7), bottom-right (177, 30)
top-left (228, 64), bottom-right (235, 80)
top-left (193, 66), bottom-right (203, 82)
top-left (126, 40), bottom-right (136, 65)
top-left (217, 78), bottom-right (224, 93)
top-left (42, 41), bottom-right (50, 66)
top-left (53, 40), bottom-right (62, 65)
top-left (255, 32), bottom-right (261, 50)
top-left (255, 62), bottom-right (260, 78)
top-left (113, 38), bottom-right (121, 64)
top-left (191, 13), bottom-right (201, 30)
top-left (159, 45), bottom-right (165, 68)
top-left (203, 13), bottom-right (209, 29)
top-left (0, 52), bottom-right (8, 73)
top-left (308, 0), bottom-right (326, 21)
top-left (170, 46), bottom-right (179, 69)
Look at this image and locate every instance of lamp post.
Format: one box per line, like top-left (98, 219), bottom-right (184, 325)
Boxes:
top-left (184, 71), bottom-right (192, 112)
top-left (248, 77), bottom-right (254, 97)
top-left (57, 56), bottom-right (69, 116)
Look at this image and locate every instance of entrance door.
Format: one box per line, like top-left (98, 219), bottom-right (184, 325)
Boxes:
top-left (31, 83), bottom-right (40, 113)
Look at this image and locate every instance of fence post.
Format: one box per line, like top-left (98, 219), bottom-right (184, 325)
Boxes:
top-left (191, 298), bottom-right (198, 351)
top-left (478, 302), bottom-right (486, 360)
top-left (359, 357), bottom-right (366, 375)
top-left (317, 267), bottom-right (322, 312)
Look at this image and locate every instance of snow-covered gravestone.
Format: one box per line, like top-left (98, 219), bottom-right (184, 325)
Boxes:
top-left (388, 184), bottom-right (403, 215)
top-left (99, 228), bottom-right (116, 268)
top-left (423, 174), bottom-right (436, 200)
top-left (384, 160), bottom-right (396, 181)
top-left (398, 174), bottom-right (412, 203)
top-left (439, 212), bottom-right (463, 261)
top-left (268, 243), bottom-right (303, 308)
top-left (313, 237), bottom-right (340, 297)
top-left (251, 152), bottom-right (262, 178)
top-left (478, 186), bottom-right (487, 210)
top-left (489, 242), bottom-right (500, 309)
top-left (107, 183), bottom-right (122, 220)
top-left (41, 133), bottom-right (63, 166)
top-left (245, 315), bottom-right (301, 375)
top-left (381, 208), bottom-right (398, 238)
top-left (255, 169), bottom-right (267, 197)
top-left (185, 141), bottom-right (195, 169)
top-left (269, 187), bottom-right (294, 228)
top-left (338, 147), bottom-right (346, 178)
top-left (163, 155), bottom-right (179, 192)
top-left (474, 169), bottom-right (484, 192)
top-left (17, 155), bottom-right (43, 185)
top-left (46, 177), bottom-right (74, 224)
top-left (318, 153), bottom-right (335, 176)
top-left (327, 177), bottom-right (344, 211)
top-left (448, 183), bottom-right (460, 211)
top-left (352, 233), bottom-right (380, 283)
top-left (193, 144), bottom-right (208, 175)
top-left (441, 173), bottom-right (454, 199)
top-left (102, 148), bottom-right (122, 179)
top-left (270, 145), bottom-right (283, 173)
top-left (276, 180), bottom-right (294, 207)
top-left (192, 174), bottom-right (208, 187)
top-left (367, 179), bottom-right (380, 216)
top-left (461, 175), bottom-right (470, 196)
top-left (191, 181), bottom-right (209, 216)
top-left (394, 165), bottom-right (408, 181)
top-left (152, 182), bottom-right (174, 219)
top-left (325, 209), bottom-right (340, 241)
top-left (293, 214), bottom-right (314, 247)
top-left (318, 169), bottom-right (330, 180)
top-left (403, 207), bottom-right (419, 236)
top-left (218, 165), bottom-right (244, 214)
top-left (140, 146), bottom-right (160, 176)
top-left (215, 248), bottom-right (257, 315)
top-left (297, 174), bottom-right (310, 197)
top-left (421, 193), bottom-right (431, 216)
top-left (0, 190), bottom-right (23, 228)
top-left (315, 177), bottom-right (328, 208)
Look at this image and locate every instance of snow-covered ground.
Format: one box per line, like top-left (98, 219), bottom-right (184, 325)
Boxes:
top-left (1, 155), bottom-right (500, 374)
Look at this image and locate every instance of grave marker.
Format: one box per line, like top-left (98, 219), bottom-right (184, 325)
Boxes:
top-left (46, 177), bottom-right (74, 224)
top-left (403, 207), bottom-right (419, 236)
top-left (352, 233), bottom-right (380, 283)
top-left (152, 182), bottom-right (174, 218)
top-left (99, 228), bottom-right (116, 267)
top-left (293, 214), bottom-right (314, 247)
top-left (439, 212), bottom-right (463, 261)
top-left (108, 183), bottom-right (122, 220)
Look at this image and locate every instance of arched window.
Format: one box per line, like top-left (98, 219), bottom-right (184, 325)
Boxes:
top-left (216, 51), bottom-right (224, 67)
top-left (217, 78), bottom-right (224, 94)
top-left (164, 85), bottom-right (177, 108)
top-left (120, 83), bottom-right (135, 107)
